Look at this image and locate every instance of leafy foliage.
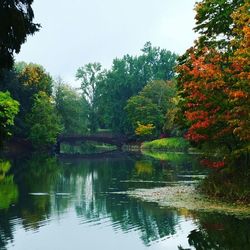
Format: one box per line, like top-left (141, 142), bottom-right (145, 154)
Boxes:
top-left (125, 80), bottom-right (176, 136)
top-left (96, 42), bottom-right (178, 133)
top-left (0, 91), bottom-right (19, 145)
top-left (194, 0), bottom-right (244, 49)
top-left (55, 81), bottom-right (89, 135)
top-left (26, 91), bottom-right (63, 148)
top-left (4, 63), bottom-right (54, 137)
top-left (135, 123), bottom-right (155, 139)
top-left (0, 0), bottom-right (40, 70)
top-left (177, 0), bottom-right (249, 168)
top-left (125, 94), bottom-right (164, 134)
top-left (76, 62), bottom-right (105, 132)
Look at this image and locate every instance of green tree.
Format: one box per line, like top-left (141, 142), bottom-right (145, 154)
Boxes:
top-left (26, 91), bottom-right (62, 148)
top-left (0, 0), bottom-right (40, 70)
top-left (96, 43), bottom-right (178, 134)
top-left (0, 91), bottom-right (19, 145)
top-left (125, 95), bottom-right (164, 136)
top-left (194, 0), bottom-right (244, 50)
top-left (55, 81), bottom-right (89, 135)
top-left (125, 80), bottom-right (177, 137)
top-left (76, 62), bottom-right (105, 132)
top-left (0, 63), bottom-right (54, 138)
top-left (16, 63), bottom-right (53, 136)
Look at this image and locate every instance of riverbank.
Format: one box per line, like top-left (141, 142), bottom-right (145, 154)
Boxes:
top-left (141, 137), bottom-right (190, 152)
top-left (127, 184), bottom-right (250, 218)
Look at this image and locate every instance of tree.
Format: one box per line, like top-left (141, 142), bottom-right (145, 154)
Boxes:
top-left (178, 49), bottom-right (232, 149)
top-left (0, 0), bottom-right (40, 70)
top-left (16, 63), bottom-right (53, 136)
top-left (125, 95), bottom-right (164, 136)
top-left (96, 43), bottom-right (178, 133)
top-left (140, 80), bottom-right (177, 114)
top-left (227, 1), bottom-right (250, 146)
top-left (26, 91), bottom-right (62, 148)
top-left (193, 0), bottom-right (244, 50)
top-left (54, 81), bottom-right (89, 135)
top-left (176, 0), bottom-right (249, 168)
top-left (0, 63), bottom-right (54, 138)
top-left (125, 80), bottom-right (177, 137)
top-left (0, 91), bottom-right (19, 146)
top-left (18, 62), bottom-right (53, 97)
top-left (76, 62), bottom-right (105, 132)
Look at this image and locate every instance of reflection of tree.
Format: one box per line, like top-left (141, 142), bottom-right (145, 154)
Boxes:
top-left (0, 160), bottom-right (18, 210)
top-left (0, 154), bottom-right (64, 249)
top-left (60, 157), bottom-right (180, 245)
top-left (61, 158), bottom-right (131, 220)
top-left (184, 213), bottom-right (250, 250)
top-left (141, 151), bottom-right (202, 172)
top-left (0, 178), bottom-right (18, 210)
top-left (2, 153), bottom-right (250, 250)
top-left (0, 160), bottom-right (18, 250)
top-left (107, 195), bottom-right (179, 246)
top-left (130, 156), bottom-right (205, 187)
top-left (0, 213), bottom-right (15, 250)
top-left (17, 154), bottom-right (62, 229)
top-left (0, 160), bottom-right (11, 181)
top-left (135, 161), bottom-right (153, 177)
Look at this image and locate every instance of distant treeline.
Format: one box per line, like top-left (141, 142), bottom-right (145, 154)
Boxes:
top-left (0, 42), bottom-right (179, 149)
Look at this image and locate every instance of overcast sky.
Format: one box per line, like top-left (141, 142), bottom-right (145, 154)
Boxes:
top-left (15, 0), bottom-right (198, 87)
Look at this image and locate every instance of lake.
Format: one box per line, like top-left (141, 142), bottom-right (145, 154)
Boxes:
top-left (0, 152), bottom-right (250, 250)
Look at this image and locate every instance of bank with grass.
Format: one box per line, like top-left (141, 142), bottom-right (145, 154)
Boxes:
top-left (141, 137), bottom-right (190, 152)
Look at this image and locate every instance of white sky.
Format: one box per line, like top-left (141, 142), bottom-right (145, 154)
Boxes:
top-left (15, 0), bottom-right (198, 87)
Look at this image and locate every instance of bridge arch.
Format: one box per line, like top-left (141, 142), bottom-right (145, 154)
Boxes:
top-left (55, 134), bottom-right (127, 154)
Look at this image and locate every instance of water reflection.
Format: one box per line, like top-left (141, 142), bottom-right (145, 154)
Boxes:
top-left (0, 160), bottom-right (18, 210)
top-left (0, 153), bottom-right (249, 249)
top-left (186, 213), bottom-right (250, 250)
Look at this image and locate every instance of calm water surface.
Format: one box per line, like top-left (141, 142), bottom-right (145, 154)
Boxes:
top-left (0, 152), bottom-right (250, 250)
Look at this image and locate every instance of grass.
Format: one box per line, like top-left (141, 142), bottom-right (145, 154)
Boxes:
top-left (141, 137), bottom-right (190, 152)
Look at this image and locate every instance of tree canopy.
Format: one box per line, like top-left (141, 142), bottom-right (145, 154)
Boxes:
top-left (176, 0), bottom-right (249, 168)
top-left (55, 81), bottom-right (89, 135)
top-left (125, 80), bottom-right (177, 137)
top-left (26, 91), bottom-right (62, 148)
top-left (0, 91), bottom-right (19, 145)
top-left (0, 0), bottom-right (40, 70)
top-left (95, 42), bottom-right (178, 133)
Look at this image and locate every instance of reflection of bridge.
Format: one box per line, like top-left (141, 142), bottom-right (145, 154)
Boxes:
top-left (55, 134), bottom-right (128, 153)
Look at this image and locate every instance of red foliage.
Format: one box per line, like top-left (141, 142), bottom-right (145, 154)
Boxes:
top-left (200, 159), bottom-right (225, 169)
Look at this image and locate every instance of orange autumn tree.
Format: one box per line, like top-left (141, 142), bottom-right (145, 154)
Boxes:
top-left (227, 2), bottom-right (250, 153)
top-left (177, 48), bottom-right (232, 167)
top-left (177, 0), bottom-right (249, 168)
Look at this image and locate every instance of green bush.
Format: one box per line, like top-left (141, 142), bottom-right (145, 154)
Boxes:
top-left (141, 137), bottom-right (190, 152)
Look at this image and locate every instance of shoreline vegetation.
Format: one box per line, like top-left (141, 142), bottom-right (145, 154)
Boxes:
top-left (141, 137), bottom-right (190, 152)
top-left (136, 137), bottom-right (250, 215)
